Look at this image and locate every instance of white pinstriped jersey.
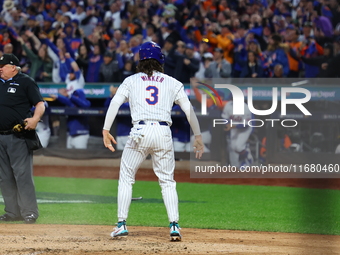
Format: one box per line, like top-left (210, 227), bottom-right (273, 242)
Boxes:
top-left (115, 71), bottom-right (187, 125)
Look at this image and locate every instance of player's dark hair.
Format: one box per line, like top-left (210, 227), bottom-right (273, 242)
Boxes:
top-left (137, 59), bottom-right (164, 77)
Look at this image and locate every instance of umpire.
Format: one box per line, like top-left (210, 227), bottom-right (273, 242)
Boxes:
top-left (0, 53), bottom-right (45, 224)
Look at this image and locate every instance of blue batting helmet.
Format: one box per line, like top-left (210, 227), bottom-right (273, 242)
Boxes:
top-left (139, 41), bottom-right (165, 65)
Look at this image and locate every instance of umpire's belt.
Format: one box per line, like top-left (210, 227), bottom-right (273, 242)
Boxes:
top-left (0, 129), bottom-right (14, 135)
top-left (139, 121), bottom-right (168, 126)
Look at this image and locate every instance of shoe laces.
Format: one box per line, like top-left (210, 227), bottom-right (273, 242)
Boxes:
top-left (169, 221), bottom-right (180, 231)
top-left (116, 220), bottom-right (126, 229)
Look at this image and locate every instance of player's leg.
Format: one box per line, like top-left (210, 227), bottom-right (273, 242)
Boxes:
top-left (151, 126), bottom-right (181, 241)
top-left (112, 137), bottom-right (149, 238)
top-left (118, 139), bottom-right (149, 221)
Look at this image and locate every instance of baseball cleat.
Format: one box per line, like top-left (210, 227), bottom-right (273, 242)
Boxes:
top-left (111, 220), bottom-right (128, 238)
top-left (169, 221), bottom-right (182, 241)
top-left (0, 214), bottom-right (24, 222)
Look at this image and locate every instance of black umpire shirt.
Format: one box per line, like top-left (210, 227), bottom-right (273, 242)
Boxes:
top-left (0, 72), bottom-right (43, 130)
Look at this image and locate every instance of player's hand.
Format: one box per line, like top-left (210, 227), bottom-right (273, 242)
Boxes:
top-left (103, 129), bottom-right (117, 152)
top-left (193, 135), bottom-right (204, 159)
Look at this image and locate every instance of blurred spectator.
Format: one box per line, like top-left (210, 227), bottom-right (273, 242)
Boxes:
top-left (83, 32), bottom-right (106, 82)
top-left (10, 9), bottom-right (26, 32)
top-left (117, 40), bottom-right (134, 65)
top-left (301, 43), bottom-right (333, 78)
top-left (272, 64), bottom-right (284, 78)
top-left (99, 51), bottom-right (121, 83)
top-left (40, 32), bottom-right (75, 83)
top-left (204, 47), bottom-right (232, 78)
top-left (1, 0), bottom-right (16, 24)
top-left (18, 32), bottom-right (53, 82)
top-left (286, 27), bottom-right (303, 77)
top-left (299, 32), bottom-right (325, 78)
top-left (174, 43), bottom-right (200, 83)
top-left (72, 2), bottom-right (86, 24)
top-left (104, 1), bottom-right (123, 31)
top-left (207, 24), bottom-right (235, 64)
top-left (195, 52), bottom-right (213, 79)
top-left (323, 36), bottom-right (340, 77)
top-left (240, 51), bottom-right (264, 78)
top-left (163, 36), bottom-right (177, 76)
top-left (112, 29), bottom-right (124, 46)
top-left (263, 34), bottom-right (289, 77)
top-left (120, 59), bottom-right (135, 82)
top-left (80, 6), bottom-right (98, 37)
top-left (76, 43), bottom-right (89, 77)
top-left (3, 42), bottom-right (13, 54)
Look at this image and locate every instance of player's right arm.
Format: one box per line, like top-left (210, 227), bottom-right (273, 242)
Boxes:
top-left (102, 81), bottom-right (129, 152)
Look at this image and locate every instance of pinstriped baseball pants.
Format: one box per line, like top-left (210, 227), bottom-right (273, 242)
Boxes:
top-left (117, 124), bottom-right (179, 223)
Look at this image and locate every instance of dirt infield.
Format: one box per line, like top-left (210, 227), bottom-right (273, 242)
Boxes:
top-left (1, 164), bottom-right (340, 255)
top-left (2, 224), bottom-right (340, 255)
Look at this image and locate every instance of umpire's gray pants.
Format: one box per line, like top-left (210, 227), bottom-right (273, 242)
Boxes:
top-left (0, 134), bottom-right (38, 218)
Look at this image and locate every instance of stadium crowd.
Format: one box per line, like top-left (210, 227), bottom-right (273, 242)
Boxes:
top-left (1, 0), bottom-right (340, 81)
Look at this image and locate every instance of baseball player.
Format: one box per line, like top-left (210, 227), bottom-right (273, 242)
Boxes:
top-left (103, 41), bottom-right (204, 241)
top-left (222, 94), bottom-right (253, 167)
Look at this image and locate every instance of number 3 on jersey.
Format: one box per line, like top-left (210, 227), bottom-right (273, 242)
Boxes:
top-left (146, 86), bottom-right (158, 105)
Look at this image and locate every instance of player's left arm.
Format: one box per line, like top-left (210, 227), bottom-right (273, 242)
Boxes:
top-left (176, 96), bottom-right (204, 159)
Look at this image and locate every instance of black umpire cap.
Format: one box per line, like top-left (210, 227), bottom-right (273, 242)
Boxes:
top-left (0, 54), bottom-right (20, 66)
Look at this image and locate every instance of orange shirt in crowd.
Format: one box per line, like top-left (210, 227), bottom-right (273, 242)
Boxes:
top-left (207, 31), bottom-right (234, 64)
top-left (287, 41), bottom-right (302, 72)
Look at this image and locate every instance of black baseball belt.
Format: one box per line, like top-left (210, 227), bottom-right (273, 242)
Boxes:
top-left (0, 129), bottom-right (14, 135)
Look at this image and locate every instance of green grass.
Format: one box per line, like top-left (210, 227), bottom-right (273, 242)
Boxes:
top-left (2, 176), bottom-right (340, 235)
